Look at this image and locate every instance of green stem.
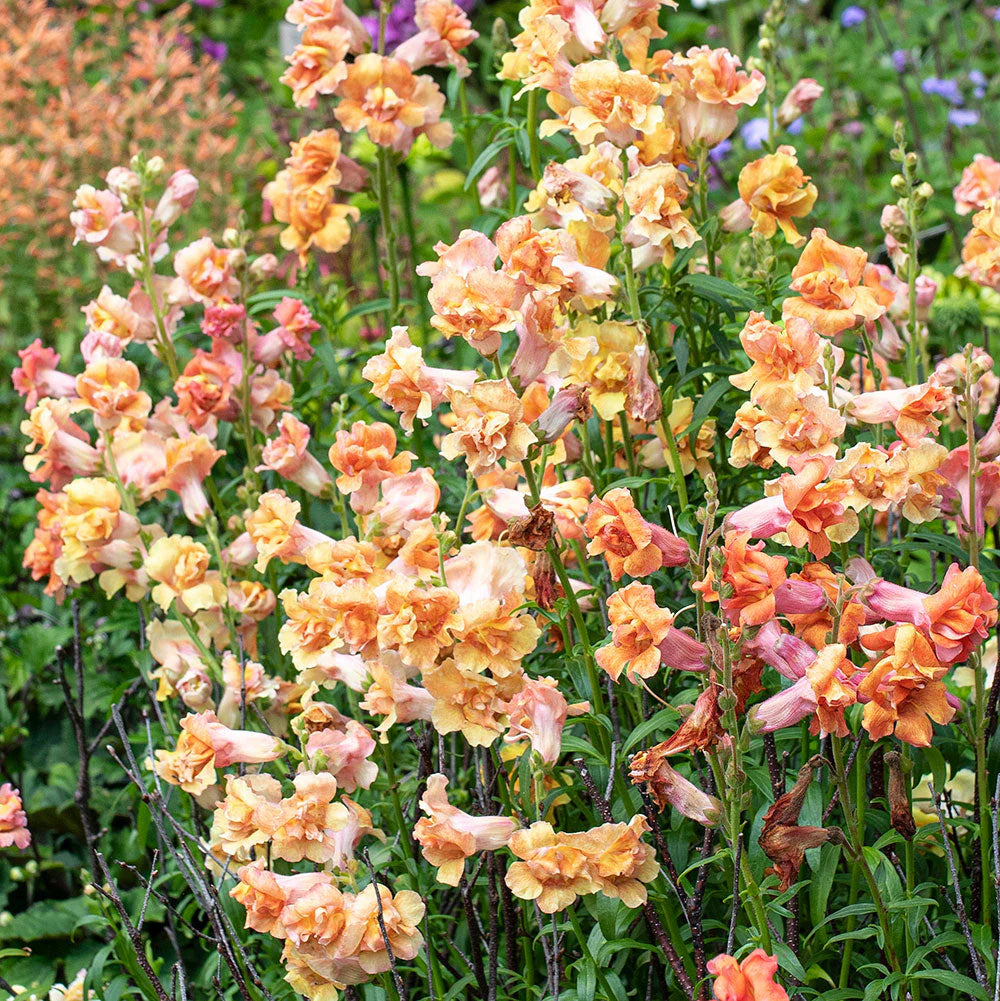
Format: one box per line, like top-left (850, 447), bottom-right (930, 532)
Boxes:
top-left (525, 89), bottom-right (541, 182)
top-left (380, 740), bottom-right (415, 862)
top-left (376, 145), bottom-right (402, 326)
top-left (459, 78), bottom-right (482, 213)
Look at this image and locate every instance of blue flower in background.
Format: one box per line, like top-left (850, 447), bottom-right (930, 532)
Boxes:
top-left (891, 49), bottom-right (907, 73)
top-left (201, 37), bottom-right (227, 61)
top-left (740, 117), bottom-right (770, 151)
top-left (709, 139), bottom-right (732, 164)
top-left (363, 0), bottom-right (476, 52)
top-left (949, 108), bottom-right (980, 127)
top-left (841, 6), bottom-right (866, 27)
top-left (921, 77), bottom-right (964, 105)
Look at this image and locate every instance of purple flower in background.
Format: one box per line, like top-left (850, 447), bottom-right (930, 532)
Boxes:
top-left (841, 6), bottom-right (866, 27)
top-left (786, 118), bottom-right (804, 135)
top-left (709, 139), bottom-right (732, 164)
top-left (949, 109), bottom-right (980, 127)
top-left (891, 49), bottom-right (907, 73)
top-left (193, 0), bottom-right (221, 7)
top-left (363, 0), bottom-right (476, 52)
top-left (739, 117), bottom-right (769, 151)
top-left (921, 77), bottom-right (964, 104)
top-left (201, 37), bottom-right (227, 61)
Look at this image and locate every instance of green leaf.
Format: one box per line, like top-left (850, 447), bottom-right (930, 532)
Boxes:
top-left (910, 969), bottom-right (989, 999)
top-left (465, 138), bottom-right (512, 189)
top-left (623, 706), bottom-right (681, 753)
top-left (678, 273), bottom-right (760, 313)
top-left (686, 379), bottom-right (734, 445)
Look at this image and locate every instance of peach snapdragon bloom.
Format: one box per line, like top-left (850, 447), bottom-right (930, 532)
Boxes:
top-left (858, 625), bottom-right (954, 747)
top-left (75, 358), bottom-right (151, 432)
top-left (0, 784), bottom-right (30, 849)
top-left (575, 816), bottom-right (660, 908)
top-left (377, 579), bottom-right (461, 670)
top-left (541, 60), bottom-right (664, 148)
top-left (414, 773), bottom-right (517, 884)
top-left (362, 327), bottom-right (477, 432)
top-left (145, 535), bottom-right (226, 613)
top-left (217, 652), bottom-right (280, 727)
top-left (734, 146), bottom-right (817, 246)
top-left (505, 823), bottom-right (600, 913)
top-left (777, 78), bottom-right (823, 126)
top-left (70, 184), bottom-right (138, 264)
top-left (269, 771), bottom-right (344, 864)
top-left (416, 231), bottom-right (523, 356)
top-left (245, 490), bottom-right (336, 573)
top-left (440, 380), bottom-right (537, 476)
top-left (720, 532), bottom-right (788, 628)
top-left (210, 773), bottom-right (284, 860)
top-left (173, 350), bottom-right (239, 433)
top-left (360, 655), bottom-right (435, 734)
top-left (584, 487), bottom-right (689, 580)
top-left (335, 54), bottom-right (453, 153)
top-left (665, 46), bottom-right (766, 148)
top-left (622, 162), bottom-right (699, 270)
top-left (328, 421), bottom-right (414, 512)
top-left (171, 238), bottom-right (240, 306)
top-left (498, 6), bottom-right (574, 96)
top-left (958, 198), bottom-right (1000, 290)
top-left (954, 155), bottom-right (1000, 215)
top-left (280, 578), bottom-right (379, 669)
top-left (263, 169), bottom-right (360, 264)
top-left (849, 375), bottom-right (952, 446)
top-left (153, 711), bottom-right (283, 795)
top-left (258, 414), bottom-right (332, 497)
top-left (156, 434), bottom-right (223, 524)
top-left (305, 719), bottom-right (379, 792)
top-left (82, 286), bottom-right (152, 346)
top-left (804, 643), bottom-right (858, 738)
top-left (707, 949), bottom-right (790, 1001)
top-left (13, 340), bottom-right (78, 411)
top-left (394, 0), bottom-right (479, 77)
top-left (423, 659), bottom-right (507, 746)
top-left (346, 883), bottom-right (426, 976)
top-left (20, 398), bottom-right (101, 490)
top-left (730, 312), bottom-right (822, 397)
top-left (596, 583), bottom-right (673, 683)
top-left (783, 228), bottom-right (893, 335)
top-left (280, 24), bottom-right (351, 107)
top-left (285, 0), bottom-right (371, 47)
top-left (727, 386), bottom-right (846, 470)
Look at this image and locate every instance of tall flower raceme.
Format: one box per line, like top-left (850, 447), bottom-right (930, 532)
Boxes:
top-left (12, 1), bottom-right (1000, 999)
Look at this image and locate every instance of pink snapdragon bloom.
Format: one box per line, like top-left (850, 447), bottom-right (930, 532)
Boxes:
top-left (255, 298), bottom-right (320, 364)
top-left (937, 445), bottom-right (1000, 537)
top-left (746, 621), bottom-right (817, 681)
top-left (12, 340), bottom-right (78, 411)
top-left (629, 753), bottom-right (722, 825)
top-left (502, 676), bottom-right (589, 764)
top-left (656, 628), bottom-right (710, 672)
top-left (859, 562), bottom-right (998, 665)
top-left (202, 302), bottom-right (249, 343)
top-left (0, 784), bottom-right (30, 849)
top-left (954, 155), bottom-right (1000, 215)
top-left (257, 415), bottom-right (332, 497)
top-left (777, 78), bottom-right (823, 127)
top-left (70, 184), bottom-right (139, 264)
top-left (360, 655), bottom-right (436, 735)
top-left (285, 0), bottom-right (371, 51)
top-left (394, 0), bottom-right (479, 78)
top-left (305, 720), bottom-right (378, 792)
top-left (415, 773), bottom-right (518, 885)
top-left (153, 169), bottom-right (199, 228)
top-left (750, 675), bottom-right (817, 733)
top-left (371, 467), bottom-right (441, 535)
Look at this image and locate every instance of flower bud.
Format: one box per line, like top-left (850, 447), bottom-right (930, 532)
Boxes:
top-left (890, 174), bottom-right (907, 195)
top-left (249, 253), bottom-right (280, 282)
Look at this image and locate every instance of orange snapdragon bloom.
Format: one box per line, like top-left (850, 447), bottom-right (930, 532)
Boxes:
top-left (159, 434), bottom-right (224, 523)
top-left (270, 771), bottom-right (343, 864)
top-left (153, 711), bottom-right (283, 795)
top-left (498, 8), bottom-right (574, 96)
top-left (707, 949), bottom-right (790, 1001)
top-left (173, 350), bottom-right (239, 433)
top-left (258, 414), bottom-right (332, 497)
top-left (414, 773), bottom-right (517, 885)
top-left (245, 490), bottom-right (336, 573)
top-left (210, 773), bottom-right (285, 860)
top-left (736, 146), bottom-right (817, 246)
top-left (335, 54), bottom-right (453, 153)
top-left (575, 815), bottom-right (660, 907)
top-left (346, 883), bottom-right (426, 976)
top-left (720, 531), bottom-right (787, 627)
top-left (584, 487), bottom-right (690, 580)
top-left (440, 379), bottom-right (537, 476)
top-left (328, 421), bottom-right (414, 512)
top-left (783, 228), bottom-right (893, 335)
top-left (76, 358), bottom-right (151, 432)
top-left (20, 398), bottom-right (100, 490)
top-left (804, 644), bottom-right (857, 738)
top-left (596, 582), bottom-right (673, 683)
top-left (858, 625), bottom-right (954, 747)
top-left (541, 60), bottom-right (664, 148)
top-left (263, 169), bottom-right (360, 264)
top-left (0, 784), bottom-right (30, 850)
